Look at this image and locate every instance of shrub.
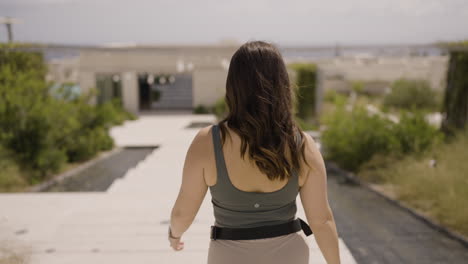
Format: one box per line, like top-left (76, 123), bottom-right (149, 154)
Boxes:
top-left (94, 98), bottom-right (135, 128)
top-left (212, 97), bottom-right (228, 120)
top-left (322, 105), bottom-right (444, 172)
top-left (33, 147), bottom-right (68, 178)
top-left (383, 79), bottom-right (440, 111)
top-left (0, 146), bottom-right (27, 192)
top-left (66, 127), bottom-right (113, 162)
top-left (193, 104), bottom-right (210, 114)
top-left (323, 89), bottom-right (347, 105)
top-left (321, 105), bottom-right (398, 171)
top-left (392, 111), bottom-right (444, 155)
top-left (0, 48), bottom-right (133, 185)
top-left (351, 80), bottom-right (364, 94)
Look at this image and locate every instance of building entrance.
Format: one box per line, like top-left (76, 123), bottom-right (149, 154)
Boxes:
top-left (137, 73), bottom-right (193, 110)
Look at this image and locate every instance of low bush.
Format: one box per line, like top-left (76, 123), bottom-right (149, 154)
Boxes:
top-left (193, 104), bottom-right (210, 114)
top-left (0, 49), bottom-right (134, 186)
top-left (383, 78), bottom-right (440, 111)
top-left (212, 97), bottom-right (228, 120)
top-left (321, 105), bottom-right (398, 171)
top-left (323, 89), bottom-right (347, 105)
top-left (321, 105), bottom-right (444, 172)
top-left (95, 98), bottom-right (136, 128)
top-left (0, 146), bottom-right (28, 192)
top-left (392, 111), bottom-right (444, 155)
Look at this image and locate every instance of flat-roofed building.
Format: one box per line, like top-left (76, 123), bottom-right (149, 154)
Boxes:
top-left (77, 45), bottom-right (238, 114)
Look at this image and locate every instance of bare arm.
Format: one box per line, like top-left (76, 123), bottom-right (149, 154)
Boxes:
top-left (299, 132), bottom-right (341, 264)
top-left (169, 127), bottom-right (209, 240)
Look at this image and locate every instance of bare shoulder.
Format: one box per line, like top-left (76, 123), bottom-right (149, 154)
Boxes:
top-left (196, 124), bottom-right (214, 139)
top-left (189, 125), bottom-right (215, 185)
top-left (189, 125), bottom-right (214, 151)
top-left (300, 131), bottom-right (320, 153)
top-left (297, 130), bottom-right (323, 187)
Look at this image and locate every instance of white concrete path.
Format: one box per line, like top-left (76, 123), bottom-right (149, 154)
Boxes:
top-left (0, 114), bottom-right (357, 264)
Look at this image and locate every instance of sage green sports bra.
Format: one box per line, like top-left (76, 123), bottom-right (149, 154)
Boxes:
top-left (209, 123), bottom-right (302, 228)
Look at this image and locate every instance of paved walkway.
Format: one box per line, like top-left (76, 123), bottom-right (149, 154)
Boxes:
top-left (0, 114), bottom-right (356, 264)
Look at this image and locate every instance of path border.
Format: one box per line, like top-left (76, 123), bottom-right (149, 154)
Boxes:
top-left (326, 161), bottom-right (468, 249)
top-left (28, 147), bottom-right (124, 192)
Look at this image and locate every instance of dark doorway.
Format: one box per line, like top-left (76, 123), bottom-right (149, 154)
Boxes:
top-left (138, 73), bottom-right (193, 111)
top-left (138, 73), bottom-right (152, 110)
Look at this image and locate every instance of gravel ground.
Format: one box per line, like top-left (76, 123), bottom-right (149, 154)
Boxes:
top-left (42, 147), bottom-right (155, 192)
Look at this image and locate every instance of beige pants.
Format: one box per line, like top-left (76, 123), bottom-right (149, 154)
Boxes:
top-left (207, 232), bottom-right (310, 264)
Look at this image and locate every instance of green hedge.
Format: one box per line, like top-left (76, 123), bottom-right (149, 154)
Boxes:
top-left (289, 63), bottom-right (317, 122)
top-left (442, 49), bottom-right (468, 134)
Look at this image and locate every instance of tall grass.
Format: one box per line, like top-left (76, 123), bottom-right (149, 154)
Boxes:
top-left (363, 129), bottom-right (468, 236)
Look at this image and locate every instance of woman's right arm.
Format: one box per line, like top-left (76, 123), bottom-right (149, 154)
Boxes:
top-left (299, 132), bottom-right (341, 264)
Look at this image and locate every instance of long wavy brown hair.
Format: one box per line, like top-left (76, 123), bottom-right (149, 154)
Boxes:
top-left (217, 40), bottom-right (311, 181)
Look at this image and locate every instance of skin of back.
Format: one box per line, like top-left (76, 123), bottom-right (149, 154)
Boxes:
top-left (169, 126), bottom-right (341, 264)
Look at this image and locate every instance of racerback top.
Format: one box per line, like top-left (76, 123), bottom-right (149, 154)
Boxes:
top-left (209, 123), bottom-right (303, 228)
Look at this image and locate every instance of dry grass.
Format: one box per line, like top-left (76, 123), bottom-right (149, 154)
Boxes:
top-left (359, 129), bottom-right (468, 237)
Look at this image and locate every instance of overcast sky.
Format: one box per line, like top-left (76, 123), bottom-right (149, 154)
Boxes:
top-left (1, 0), bottom-right (467, 46)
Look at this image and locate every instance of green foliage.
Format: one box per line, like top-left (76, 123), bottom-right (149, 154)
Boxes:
top-left (0, 146), bottom-right (28, 192)
top-left (323, 89), bottom-right (347, 106)
top-left (441, 50), bottom-right (468, 134)
top-left (289, 63), bottom-right (317, 121)
top-left (383, 78), bottom-right (440, 111)
top-left (193, 104), bottom-right (210, 114)
top-left (351, 80), bottom-right (364, 94)
top-left (392, 111), bottom-right (444, 154)
top-left (0, 48), bottom-right (47, 79)
top-left (322, 105), bottom-right (444, 172)
top-left (212, 97), bottom-right (228, 120)
top-left (0, 49), bottom-right (134, 185)
top-left (362, 128), bottom-right (468, 236)
top-left (322, 105), bottom-right (398, 171)
top-left (66, 127), bottom-right (113, 162)
top-left (95, 98), bottom-right (136, 128)
top-left (294, 116), bottom-right (319, 131)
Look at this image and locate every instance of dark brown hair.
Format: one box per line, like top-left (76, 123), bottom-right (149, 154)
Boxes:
top-left (217, 40), bottom-right (311, 181)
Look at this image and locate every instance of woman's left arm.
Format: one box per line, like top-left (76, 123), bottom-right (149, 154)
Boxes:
top-left (169, 127), bottom-right (209, 249)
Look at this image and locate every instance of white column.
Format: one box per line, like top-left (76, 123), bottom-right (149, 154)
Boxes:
top-left (122, 72), bottom-right (139, 115)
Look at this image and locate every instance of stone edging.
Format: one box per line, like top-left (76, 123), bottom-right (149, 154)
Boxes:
top-left (28, 147), bottom-right (124, 192)
top-left (326, 161), bottom-right (468, 249)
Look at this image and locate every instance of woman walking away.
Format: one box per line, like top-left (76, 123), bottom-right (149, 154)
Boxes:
top-left (168, 40), bottom-right (341, 264)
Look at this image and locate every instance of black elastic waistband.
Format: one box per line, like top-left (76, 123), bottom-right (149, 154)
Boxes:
top-left (210, 218), bottom-right (313, 240)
